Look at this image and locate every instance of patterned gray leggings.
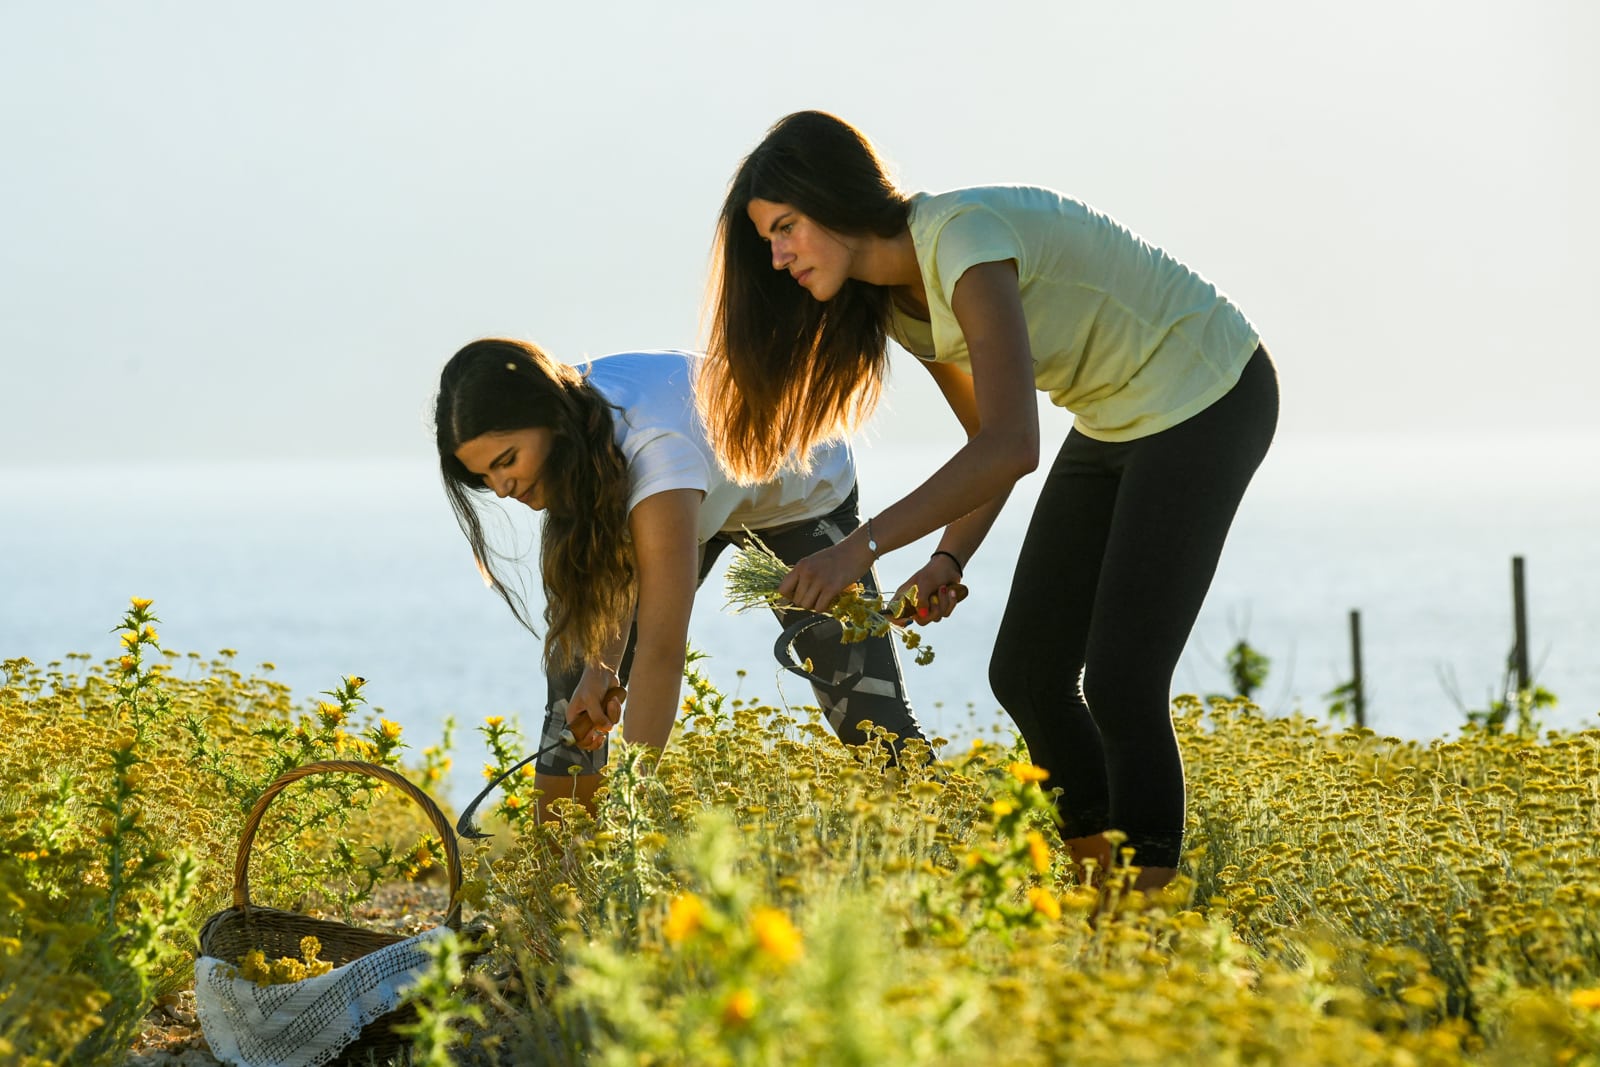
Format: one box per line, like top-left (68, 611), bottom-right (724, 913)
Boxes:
top-left (533, 487), bottom-right (926, 775)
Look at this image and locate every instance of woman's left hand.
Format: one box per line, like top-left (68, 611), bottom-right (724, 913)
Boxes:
top-left (776, 534), bottom-right (877, 613)
top-left (892, 554), bottom-right (967, 625)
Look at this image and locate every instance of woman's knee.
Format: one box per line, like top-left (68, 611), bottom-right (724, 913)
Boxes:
top-left (987, 641), bottom-right (1030, 713)
top-left (1080, 662), bottom-right (1168, 726)
top-left (989, 642), bottom-right (1087, 728)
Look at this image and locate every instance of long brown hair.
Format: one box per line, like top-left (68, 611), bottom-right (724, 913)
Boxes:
top-left (434, 338), bottom-right (634, 672)
top-left (699, 110), bottom-right (911, 483)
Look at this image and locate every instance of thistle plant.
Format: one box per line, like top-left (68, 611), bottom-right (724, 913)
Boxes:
top-left (476, 714), bottom-right (541, 830)
top-left (724, 531), bottom-right (935, 666)
top-left (113, 597), bottom-right (168, 746)
top-left (0, 598), bottom-right (201, 1065)
top-left (1, 599), bottom-right (452, 1065)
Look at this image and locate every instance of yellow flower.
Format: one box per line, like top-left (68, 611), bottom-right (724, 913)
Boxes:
top-left (239, 949), bottom-right (271, 984)
top-left (270, 958), bottom-right (307, 984)
top-left (485, 715), bottom-right (505, 728)
top-left (751, 906), bottom-right (803, 965)
top-left (1026, 831), bottom-right (1052, 875)
top-left (503, 795), bottom-right (524, 810)
top-left (317, 702), bottom-right (346, 726)
top-left (121, 632), bottom-right (139, 649)
top-left (130, 597), bottom-right (153, 611)
top-left (1027, 886), bottom-right (1062, 921)
top-left (141, 626), bottom-right (159, 644)
top-left (118, 656), bottom-right (137, 673)
top-left (722, 988), bottom-right (757, 1027)
top-left (1009, 762), bottom-right (1050, 785)
top-left (1572, 988), bottom-right (1600, 1010)
top-left (991, 798), bottom-right (1016, 818)
top-left (380, 719), bottom-right (403, 740)
top-left (663, 892), bottom-right (706, 944)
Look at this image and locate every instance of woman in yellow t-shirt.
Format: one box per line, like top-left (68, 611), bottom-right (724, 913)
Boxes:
top-left (697, 111), bottom-right (1278, 890)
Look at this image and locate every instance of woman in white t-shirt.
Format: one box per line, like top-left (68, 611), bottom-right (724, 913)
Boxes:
top-left (434, 337), bottom-right (923, 816)
top-left (697, 111), bottom-right (1278, 890)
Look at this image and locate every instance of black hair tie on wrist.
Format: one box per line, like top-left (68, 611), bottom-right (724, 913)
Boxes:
top-left (931, 549), bottom-right (964, 577)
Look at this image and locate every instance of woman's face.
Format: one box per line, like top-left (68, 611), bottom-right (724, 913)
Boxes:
top-left (747, 198), bottom-right (855, 301)
top-left (455, 427), bottom-right (556, 511)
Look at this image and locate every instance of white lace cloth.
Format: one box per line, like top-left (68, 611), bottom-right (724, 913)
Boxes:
top-left (194, 925), bottom-right (450, 1067)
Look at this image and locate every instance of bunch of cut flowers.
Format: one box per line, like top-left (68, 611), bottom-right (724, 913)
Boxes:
top-left (724, 531), bottom-right (935, 666)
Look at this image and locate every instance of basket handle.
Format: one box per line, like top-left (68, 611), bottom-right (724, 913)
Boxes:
top-left (231, 759), bottom-right (464, 928)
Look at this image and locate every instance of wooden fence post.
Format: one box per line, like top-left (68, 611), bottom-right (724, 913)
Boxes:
top-left (1349, 609), bottom-right (1366, 728)
top-left (1511, 556), bottom-right (1530, 693)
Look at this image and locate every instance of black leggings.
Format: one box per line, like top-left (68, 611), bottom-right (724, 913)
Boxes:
top-left (535, 487), bottom-right (926, 775)
top-left (989, 347), bottom-right (1278, 867)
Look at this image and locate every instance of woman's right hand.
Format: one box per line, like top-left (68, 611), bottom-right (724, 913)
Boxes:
top-left (566, 665), bottom-right (627, 751)
top-left (777, 531), bottom-right (879, 613)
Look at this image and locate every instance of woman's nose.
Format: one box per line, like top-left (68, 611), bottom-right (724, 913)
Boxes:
top-left (770, 240), bottom-right (791, 270)
top-left (490, 474), bottom-right (512, 499)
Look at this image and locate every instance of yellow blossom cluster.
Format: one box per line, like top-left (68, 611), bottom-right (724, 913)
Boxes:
top-left (234, 937), bottom-right (334, 987)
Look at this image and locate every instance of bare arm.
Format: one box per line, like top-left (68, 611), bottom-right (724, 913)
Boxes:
top-left (612, 488), bottom-right (702, 754)
top-left (917, 355), bottom-right (1017, 568)
top-left (778, 260), bottom-right (1038, 611)
top-left (889, 356), bottom-right (1018, 622)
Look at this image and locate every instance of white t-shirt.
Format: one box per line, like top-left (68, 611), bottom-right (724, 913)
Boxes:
top-left (580, 350), bottom-right (855, 544)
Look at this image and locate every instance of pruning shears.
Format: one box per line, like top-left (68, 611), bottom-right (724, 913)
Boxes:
top-left (454, 685), bottom-right (626, 839)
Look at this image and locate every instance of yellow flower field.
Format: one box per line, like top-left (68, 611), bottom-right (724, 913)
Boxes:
top-left (4, 602), bottom-right (1600, 1065)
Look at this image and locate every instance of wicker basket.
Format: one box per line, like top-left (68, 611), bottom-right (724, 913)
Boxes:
top-left (199, 759), bottom-right (468, 1067)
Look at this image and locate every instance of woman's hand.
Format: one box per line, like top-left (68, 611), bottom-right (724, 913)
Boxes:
top-left (776, 532), bottom-right (877, 613)
top-left (566, 664), bottom-right (627, 751)
top-left (893, 553), bottom-right (967, 625)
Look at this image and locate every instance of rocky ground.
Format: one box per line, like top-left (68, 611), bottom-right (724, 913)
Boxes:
top-left (125, 883), bottom-right (455, 1067)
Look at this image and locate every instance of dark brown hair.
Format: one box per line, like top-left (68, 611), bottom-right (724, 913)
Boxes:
top-left (699, 110), bottom-right (911, 483)
top-left (434, 338), bottom-right (634, 672)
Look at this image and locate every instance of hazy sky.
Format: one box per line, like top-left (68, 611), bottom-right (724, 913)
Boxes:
top-left (2, 1), bottom-right (1594, 467)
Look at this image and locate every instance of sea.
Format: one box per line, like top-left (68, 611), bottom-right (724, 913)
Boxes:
top-left (4, 431), bottom-right (1597, 811)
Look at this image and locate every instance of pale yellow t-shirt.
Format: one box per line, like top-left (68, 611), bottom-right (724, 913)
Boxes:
top-left (888, 186), bottom-right (1260, 442)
